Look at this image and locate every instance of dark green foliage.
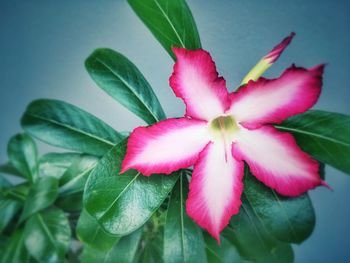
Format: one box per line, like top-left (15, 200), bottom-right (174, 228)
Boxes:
top-left (85, 49), bottom-right (166, 125)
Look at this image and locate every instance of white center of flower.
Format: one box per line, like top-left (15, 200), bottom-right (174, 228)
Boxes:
top-left (208, 115), bottom-right (239, 142)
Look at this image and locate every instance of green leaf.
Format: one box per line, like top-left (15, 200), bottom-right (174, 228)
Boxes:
top-left (0, 235), bottom-right (7, 254)
top-left (148, 237), bottom-right (163, 263)
top-left (84, 139), bottom-right (179, 235)
top-left (80, 228), bottom-right (142, 263)
top-left (77, 209), bottom-right (119, 251)
top-left (20, 177), bottom-right (58, 222)
top-left (134, 217), bottom-right (164, 263)
top-left (55, 192), bottom-right (83, 212)
top-left (204, 233), bottom-right (246, 263)
top-left (0, 197), bottom-right (21, 233)
top-left (107, 228), bottom-right (142, 263)
top-left (1, 229), bottom-right (30, 263)
top-left (224, 199), bottom-right (294, 263)
top-left (140, 242), bottom-right (163, 263)
top-left (7, 133), bottom-right (38, 182)
top-left (24, 207), bottom-right (71, 262)
top-left (0, 162), bottom-right (23, 178)
top-left (138, 237), bottom-right (164, 263)
top-left (85, 48), bottom-right (166, 125)
top-left (163, 174), bottom-right (207, 263)
top-left (243, 169), bottom-right (315, 244)
top-left (0, 175), bottom-right (12, 188)
top-left (3, 183), bottom-right (30, 202)
top-left (21, 99), bottom-right (125, 156)
top-left (128, 0), bottom-right (201, 60)
top-left (38, 152), bottom-right (83, 179)
top-left (276, 110), bottom-right (350, 174)
top-left (59, 155), bottom-right (98, 196)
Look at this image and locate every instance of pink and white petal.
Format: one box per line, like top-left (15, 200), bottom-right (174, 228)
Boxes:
top-left (170, 48), bottom-right (230, 121)
top-left (233, 126), bottom-right (322, 196)
top-left (186, 141), bottom-right (244, 242)
top-left (121, 118), bottom-right (210, 176)
top-left (264, 32), bottom-right (295, 64)
top-left (230, 64), bottom-right (324, 129)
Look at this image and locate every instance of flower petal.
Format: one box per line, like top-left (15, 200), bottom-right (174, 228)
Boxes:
top-left (233, 126), bottom-right (322, 196)
top-left (230, 64), bottom-right (324, 129)
top-left (121, 118), bottom-right (210, 176)
top-left (186, 141), bottom-right (244, 242)
top-left (170, 48), bottom-right (230, 121)
top-left (241, 32), bottom-right (295, 85)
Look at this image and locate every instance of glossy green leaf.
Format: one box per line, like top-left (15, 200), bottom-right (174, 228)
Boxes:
top-left (140, 242), bottom-right (163, 263)
top-left (59, 155), bottom-right (98, 196)
top-left (0, 197), bottom-right (21, 233)
top-left (163, 174), bottom-right (207, 263)
top-left (0, 162), bottom-right (23, 178)
top-left (85, 48), bottom-right (166, 125)
top-left (24, 207), bottom-right (71, 262)
top-left (224, 200), bottom-right (294, 263)
top-left (77, 209), bottom-right (119, 251)
top-left (80, 228), bottom-right (142, 263)
top-left (0, 235), bottom-right (7, 255)
top-left (3, 183), bottom-right (30, 202)
top-left (149, 235), bottom-right (163, 263)
top-left (128, 0), bottom-right (201, 60)
top-left (106, 228), bottom-right (142, 263)
top-left (276, 110), bottom-right (350, 174)
top-left (20, 177), bottom-right (58, 222)
top-left (1, 229), bottom-right (30, 263)
top-left (204, 233), bottom-right (246, 263)
top-left (55, 192), bottom-right (83, 212)
top-left (7, 133), bottom-right (38, 182)
top-left (21, 99), bottom-right (125, 156)
top-left (84, 139), bottom-right (179, 235)
top-left (41, 153), bottom-right (95, 211)
top-left (0, 175), bottom-right (12, 188)
top-left (243, 169), bottom-right (315, 244)
top-left (38, 152), bottom-right (83, 179)
top-left (134, 216), bottom-right (164, 263)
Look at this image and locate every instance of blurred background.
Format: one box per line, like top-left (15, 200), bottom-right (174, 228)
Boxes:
top-left (0, 0), bottom-right (349, 261)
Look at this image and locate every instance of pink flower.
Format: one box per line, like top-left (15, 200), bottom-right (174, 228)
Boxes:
top-left (121, 33), bottom-right (326, 242)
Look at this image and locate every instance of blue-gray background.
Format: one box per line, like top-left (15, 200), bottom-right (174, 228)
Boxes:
top-left (1, 0), bottom-right (349, 262)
